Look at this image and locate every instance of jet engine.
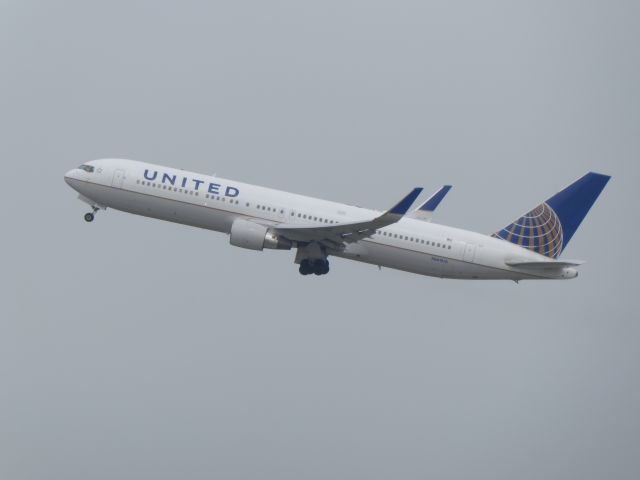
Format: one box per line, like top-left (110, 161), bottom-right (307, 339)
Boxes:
top-left (229, 219), bottom-right (292, 251)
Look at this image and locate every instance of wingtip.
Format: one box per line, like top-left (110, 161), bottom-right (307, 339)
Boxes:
top-left (588, 171), bottom-right (612, 181)
top-left (417, 185), bottom-right (452, 212)
top-left (389, 187), bottom-right (423, 215)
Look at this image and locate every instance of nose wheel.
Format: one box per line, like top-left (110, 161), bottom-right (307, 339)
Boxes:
top-left (84, 206), bottom-right (99, 223)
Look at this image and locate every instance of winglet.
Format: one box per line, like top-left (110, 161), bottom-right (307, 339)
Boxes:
top-left (388, 188), bottom-right (423, 215)
top-left (418, 185), bottom-right (452, 212)
top-left (409, 185), bottom-right (452, 221)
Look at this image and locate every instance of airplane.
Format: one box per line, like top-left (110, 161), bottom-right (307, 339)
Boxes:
top-left (64, 159), bottom-right (610, 281)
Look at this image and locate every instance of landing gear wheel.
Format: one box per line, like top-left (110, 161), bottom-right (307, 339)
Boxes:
top-left (299, 259), bottom-right (313, 275)
top-left (322, 261), bottom-right (330, 275)
top-left (313, 260), bottom-right (324, 275)
top-left (299, 258), bottom-right (329, 276)
top-left (312, 259), bottom-right (330, 276)
top-left (84, 212), bottom-right (95, 222)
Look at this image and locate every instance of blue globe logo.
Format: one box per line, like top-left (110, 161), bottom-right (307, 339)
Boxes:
top-left (492, 203), bottom-right (564, 258)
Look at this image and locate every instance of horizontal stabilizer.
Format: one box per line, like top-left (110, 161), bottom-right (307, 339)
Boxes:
top-left (506, 260), bottom-right (585, 269)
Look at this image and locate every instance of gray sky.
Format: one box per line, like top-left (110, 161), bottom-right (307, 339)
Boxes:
top-left (1, 1), bottom-right (639, 479)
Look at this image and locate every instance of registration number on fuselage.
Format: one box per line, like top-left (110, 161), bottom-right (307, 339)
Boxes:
top-left (431, 257), bottom-right (448, 264)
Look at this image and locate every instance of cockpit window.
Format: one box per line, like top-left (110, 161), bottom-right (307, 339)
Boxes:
top-left (78, 165), bottom-right (95, 173)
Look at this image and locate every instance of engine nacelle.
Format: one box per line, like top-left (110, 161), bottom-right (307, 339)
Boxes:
top-left (229, 219), bottom-right (292, 251)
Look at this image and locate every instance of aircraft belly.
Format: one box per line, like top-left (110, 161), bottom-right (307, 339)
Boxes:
top-left (72, 181), bottom-right (232, 233)
top-left (338, 241), bottom-right (445, 277)
top-left (337, 240), bottom-right (524, 280)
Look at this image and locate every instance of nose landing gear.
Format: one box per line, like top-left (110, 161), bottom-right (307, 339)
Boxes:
top-left (84, 206), bottom-right (99, 222)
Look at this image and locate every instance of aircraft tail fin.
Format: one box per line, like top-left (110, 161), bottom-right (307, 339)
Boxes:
top-left (492, 172), bottom-right (611, 258)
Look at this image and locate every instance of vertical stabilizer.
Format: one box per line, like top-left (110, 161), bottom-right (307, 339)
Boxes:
top-left (492, 172), bottom-right (610, 258)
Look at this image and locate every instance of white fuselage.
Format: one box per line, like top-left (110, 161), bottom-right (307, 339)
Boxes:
top-left (64, 159), bottom-right (577, 281)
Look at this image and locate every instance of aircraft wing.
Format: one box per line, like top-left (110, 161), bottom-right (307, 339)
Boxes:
top-left (272, 188), bottom-right (423, 249)
top-left (407, 185), bottom-right (452, 221)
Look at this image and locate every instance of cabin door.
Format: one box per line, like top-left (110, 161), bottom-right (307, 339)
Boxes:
top-left (112, 169), bottom-right (125, 188)
top-left (463, 243), bottom-right (477, 263)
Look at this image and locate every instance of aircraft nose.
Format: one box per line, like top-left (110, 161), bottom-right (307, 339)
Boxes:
top-left (64, 168), bottom-right (78, 185)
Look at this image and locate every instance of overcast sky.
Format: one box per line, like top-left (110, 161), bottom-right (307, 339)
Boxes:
top-left (1, 1), bottom-right (639, 479)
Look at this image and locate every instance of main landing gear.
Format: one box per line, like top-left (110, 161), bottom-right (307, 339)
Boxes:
top-left (299, 258), bottom-right (330, 276)
top-left (84, 206), bottom-right (99, 222)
